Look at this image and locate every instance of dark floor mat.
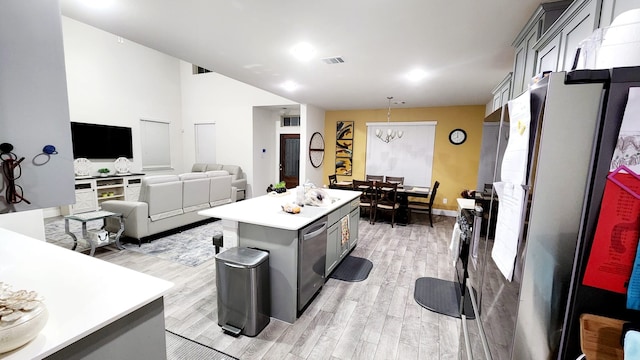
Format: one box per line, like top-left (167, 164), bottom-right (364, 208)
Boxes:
top-left (329, 256), bottom-right (373, 282)
top-left (414, 277), bottom-right (475, 319)
top-left (166, 330), bottom-right (239, 360)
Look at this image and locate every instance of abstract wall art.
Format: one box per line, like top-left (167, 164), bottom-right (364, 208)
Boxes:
top-left (336, 121), bottom-right (353, 175)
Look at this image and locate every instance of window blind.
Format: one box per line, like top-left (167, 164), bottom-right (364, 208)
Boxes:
top-left (365, 121), bottom-right (436, 187)
top-left (140, 119), bottom-right (171, 170)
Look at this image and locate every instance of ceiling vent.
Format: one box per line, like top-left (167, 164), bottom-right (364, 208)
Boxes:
top-left (192, 64), bottom-right (212, 74)
top-left (321, 56), bottom-right (345, 64)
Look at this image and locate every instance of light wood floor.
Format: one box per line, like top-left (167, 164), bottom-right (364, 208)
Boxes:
top-left (93, 214), bottom-right (460, 360)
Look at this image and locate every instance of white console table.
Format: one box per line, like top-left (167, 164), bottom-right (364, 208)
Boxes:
top-left (63, 174), bottom-right (144, 215)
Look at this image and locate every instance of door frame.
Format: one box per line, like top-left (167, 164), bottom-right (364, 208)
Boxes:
top-left (280, 134), bottom-right (300, 189)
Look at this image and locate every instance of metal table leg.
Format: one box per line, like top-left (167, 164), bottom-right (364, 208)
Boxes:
top-left (112, 214), bottom-right (125, 250)
top-left (65, 218), bottom-right (79, 251)
top-left (80, 221), bottom-right (97, 256)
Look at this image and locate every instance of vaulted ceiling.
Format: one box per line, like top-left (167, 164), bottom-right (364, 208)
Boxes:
top-left (59, 0), bottom-right (544, 110)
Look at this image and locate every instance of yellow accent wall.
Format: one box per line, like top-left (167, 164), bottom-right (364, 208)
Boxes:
top-left (323, 105), bottom-right (485, 212)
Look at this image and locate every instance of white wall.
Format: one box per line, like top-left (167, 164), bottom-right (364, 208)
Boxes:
top-left (300, 104), bottom-right (326, 187)
top-left (62, 17), bottom-right (184, 175)
top-left (179, 62), bottom-right (298, 195)
top-left (252, 108), bottom-right (278, 197)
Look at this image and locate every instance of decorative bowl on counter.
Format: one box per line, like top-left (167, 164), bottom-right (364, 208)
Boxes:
top-left (0, 283), bottom-right (48, 354)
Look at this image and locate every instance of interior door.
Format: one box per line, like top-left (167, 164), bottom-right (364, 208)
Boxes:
top-left (194, 123), bottom-right (216, 163)
top-left (280, 134), bottom-right (300, 189)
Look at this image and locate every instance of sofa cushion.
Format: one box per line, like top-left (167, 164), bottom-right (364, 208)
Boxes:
top-left (139, 175), bottom-right (184, 221)
top-left (179, 173), bottom-right (211, 213)
top-left (206, 164), bottom-right (224, 171)
top-left (205, 170), bottom-right (229, 177)
top-left (191, 163), bottom-right (208, 172)
top-left (209, 175), bottom-right (233, 206)
top-left (138, 175), bottom-right (180, 203)
top-left (222, 165), bottom-right (243, 181)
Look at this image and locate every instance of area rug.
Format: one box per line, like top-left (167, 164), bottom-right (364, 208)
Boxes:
top-left (44, 217), bottom-right (223, 267)
top-left (329, 255), bottom-right (373, 282)
top-left (166, 330), bottom-right (238, 360)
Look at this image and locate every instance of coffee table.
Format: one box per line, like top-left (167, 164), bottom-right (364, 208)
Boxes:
top-left (64, 210), bottom-right (125, 256)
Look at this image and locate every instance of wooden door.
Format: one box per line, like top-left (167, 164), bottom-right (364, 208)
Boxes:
top-left (280, 134), bottom-right (300, 189)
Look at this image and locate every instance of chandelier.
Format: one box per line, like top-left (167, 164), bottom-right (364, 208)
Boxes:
top-left (375, 97), bottom-right (403, 143)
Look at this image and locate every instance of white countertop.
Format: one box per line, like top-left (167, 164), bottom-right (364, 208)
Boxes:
top-left (457, 198), bottom-right (476, 210)
top-left (199, 188), bottom-right (362, 230)
top-left (0, 228), bottom-right (173, 359)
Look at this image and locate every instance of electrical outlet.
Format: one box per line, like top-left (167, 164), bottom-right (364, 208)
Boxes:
top-left (443, 198), bottom-right (448, 204)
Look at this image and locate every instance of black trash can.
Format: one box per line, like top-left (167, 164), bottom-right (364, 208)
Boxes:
top-left (215, 247), bottom-right (270, 337)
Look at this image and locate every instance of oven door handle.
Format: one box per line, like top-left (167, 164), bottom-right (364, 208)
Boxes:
top-left (303, 221), bottom-right (327, 241)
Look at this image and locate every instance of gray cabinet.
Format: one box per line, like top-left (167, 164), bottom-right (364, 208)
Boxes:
top-left (326, 221), bottom-right (340, 274)
top-left (493, 1), bottom-right (572, 113)
top-left (534, 0), bottom-right (640, 74)
top-left (349, 207), bottom-right (359, 250)
top-left (558, 0), bottom-right (600, 71)
top-left (510, 1), bottom-right (571, 98)
top-left (537, 33), bottom-right (561, 73)
top-left (325, 198), bottom-right (360, 275)
top-left (534, 0), bottom-right (600, 73)
top-left (512, 27), bottom-right (538, 97)
top-left (490, 73), bottom-right (512, 112)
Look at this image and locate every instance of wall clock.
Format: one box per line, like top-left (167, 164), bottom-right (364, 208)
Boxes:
top-left (309, 132), bottom-right (325, 168)
top-left (449, 128), bottom-right (467, 145)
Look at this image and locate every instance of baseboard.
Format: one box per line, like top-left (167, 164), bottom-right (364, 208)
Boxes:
top-left (433, 209), bottom-right (457, 217)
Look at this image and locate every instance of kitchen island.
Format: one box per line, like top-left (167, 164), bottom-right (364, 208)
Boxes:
top-left (0, 228), bottom-right (173, 360)
top-left (199, 188), bottom-right (361, 323)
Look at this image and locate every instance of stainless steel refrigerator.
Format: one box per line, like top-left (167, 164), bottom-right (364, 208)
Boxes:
top-left (462, 66), bottom-right (640, 360)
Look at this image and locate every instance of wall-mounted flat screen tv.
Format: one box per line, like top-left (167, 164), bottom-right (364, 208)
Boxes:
top-left (71, 122), bottom-right (133, 159)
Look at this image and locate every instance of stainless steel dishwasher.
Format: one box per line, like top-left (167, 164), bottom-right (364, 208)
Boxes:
top-left (298, 217), bottom-right (328, 312)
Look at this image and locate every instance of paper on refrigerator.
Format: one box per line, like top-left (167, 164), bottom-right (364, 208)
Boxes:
top-left (500, 90), bottom-right (532, 185)
top-left (492, 182), bottom-right (526, 281)
top-left (611, 87), bottom-right (640, 173)
top-left (491, 90), bottom-right (531, 281)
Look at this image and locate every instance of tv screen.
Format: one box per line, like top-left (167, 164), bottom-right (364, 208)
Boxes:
top-left (71, 122), bottom-right (133, 159)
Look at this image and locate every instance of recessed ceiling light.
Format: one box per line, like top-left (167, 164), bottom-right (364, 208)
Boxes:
top-left (282, 81), bottom-right (298, 92)
top-left (406, 68), bottom-right (428, 82)
top-left (290, 42), bottom-right (316, 62)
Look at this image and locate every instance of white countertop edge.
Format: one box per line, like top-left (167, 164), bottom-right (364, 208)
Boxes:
top-left (0, 227), bottom-right (174, 360)
top-left (36, 285), bottom-right (174, 359)
top-left (199, 188), bottom-right (362, 230)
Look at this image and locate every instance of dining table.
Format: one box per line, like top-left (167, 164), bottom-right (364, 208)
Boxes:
top-left (331, 181), bottom-right (431, 224)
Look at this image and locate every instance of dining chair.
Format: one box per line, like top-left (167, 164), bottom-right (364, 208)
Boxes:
top-left (328, 174), bottom-right (337, 188)
top-left (408, 181), bottom-right (439, 227)
top-left (352, 180), bottom-right (376, 224)
top-left (385, 176), bottom-right (404, 185)
top-left (374, 181), bottom-right (400, 227)
top-left (366, 175), bottom-right (384, 182)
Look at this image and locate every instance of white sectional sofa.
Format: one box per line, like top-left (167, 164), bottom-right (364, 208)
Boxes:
top-left (101, 171), bottom-right (235, 242)
top-left (191, 163), bottom-right (247, 200)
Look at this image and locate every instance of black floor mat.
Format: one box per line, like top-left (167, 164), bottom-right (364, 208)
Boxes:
top-left (414, 277), bottom-right (475, 319)
top-left (329, 256), bottom-right (373, 282)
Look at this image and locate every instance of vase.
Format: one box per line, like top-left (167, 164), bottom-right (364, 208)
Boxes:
top-left (0, 302), bottom-right (48, 354)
